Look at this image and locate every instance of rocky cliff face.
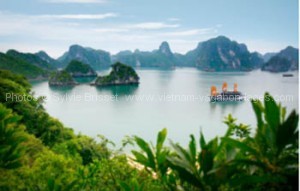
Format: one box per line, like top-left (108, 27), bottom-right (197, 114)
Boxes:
top-left (58, 45), bottom-right (111, 70)
top-left (185, 36), bottom-right (262, 71)
top-left (93, 62), bottom-right (139, 86)
top-left (35, 51), bottom-right (62, 69)
top-left (113, 42), bottom-right (175, 68)
top-left (262, 46), bottom-right (298, 72)
top-left (159, 41), bottom-right (173, 57)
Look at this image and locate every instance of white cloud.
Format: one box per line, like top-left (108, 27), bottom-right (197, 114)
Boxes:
top-left (44, 0), bottom-right (107, 3)
top-left (0, 12), bottom-right (219, 57)
top-left (129, 22), bottom-right (180, 30)
top-left (161, 28), bottom-right (215, 37)
top-left (39, 13), bottom-right (117, 20)
top-left (93, 28), bottom-right (129, 33)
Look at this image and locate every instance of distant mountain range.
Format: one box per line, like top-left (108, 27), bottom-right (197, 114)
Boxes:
top-left (112, 36), bottom-right (266, 71)
top-left (112, 41), bottom-right (177, 68)
top-left (0, 36), bottom-right (298, 79)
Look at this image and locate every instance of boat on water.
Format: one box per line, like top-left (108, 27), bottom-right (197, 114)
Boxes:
top-left (210, 82), bottom-right (244, 102)
top-left (282, 73), bottom-right (294, 77)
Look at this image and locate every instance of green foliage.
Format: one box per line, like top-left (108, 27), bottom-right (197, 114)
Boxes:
top-left (95, 62), bottom-right (139, 85)
top-left (0, 104), bottom-right (27, 169)
top-left (58, 44), bottom-right (111, 69)
top-left (49, 70), bottom-right (76, 85)
top-left (0, 70), bottom-right (120, 190)
top-left (35, 50), bottom-right (62, 69)
top-left (0, 53), bottom-right (48, 79)
top-left (262, 46), bottom-right (298, 72)
top-left (167, 132), bottom-right (235, 190)
top-left (223, 114), bottom-right (251, 138)
top-left (133, 93), bottom-right (298, 190)
top-left (0, 70), bottom-right (31, 92)
top-left (65, 60), bottom-right (96, 76)
top-left (132, 128), bottom-right (176, 190)
top-left (114, 43), bottom-right (176, 68)
top-left (262, 56), bottom-right (291, 73)
top-left (6, 49), bottom-right (56, 71)
top-left (223, 93), bottom-right (298, 190)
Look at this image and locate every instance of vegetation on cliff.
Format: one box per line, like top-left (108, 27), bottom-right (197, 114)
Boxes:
top-left (58, 45), bottom-right (111, 69)
top-left (65, 60), bottom-right (97, 77)
top-left (262, 56), bottom-right (291, 72)
top-left (262, 46), bottom-right (298, 72)
top-left (94, 62), bottom-right (139, 86)
top-left (0, 53), bottom-right (48, 79)
top-left (113, 42), bottom-right (176, 68)
top-left (6, 49), bottom-right (56, 71)
top-left (49, 70), bottom-right (77, 86)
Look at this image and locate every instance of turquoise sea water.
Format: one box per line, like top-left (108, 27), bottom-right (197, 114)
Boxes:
top-left (31, 68), bottom-right (299, 147)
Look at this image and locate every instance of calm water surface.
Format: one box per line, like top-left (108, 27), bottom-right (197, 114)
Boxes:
top-left (31, 68), bottom-right (299, 147)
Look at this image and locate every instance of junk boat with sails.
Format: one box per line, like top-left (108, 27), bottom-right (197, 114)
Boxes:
top-left (210, 82), bottom-right (244, 102)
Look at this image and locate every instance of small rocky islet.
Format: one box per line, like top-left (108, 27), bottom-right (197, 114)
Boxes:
top-left (48, 70), bottom-right (77, 86)
top-left (92, 62), bottom-right (139, 86)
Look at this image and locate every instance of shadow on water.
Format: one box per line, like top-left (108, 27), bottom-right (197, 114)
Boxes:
top-left (49, 85), bottom-right (74, 94)
top-left (209, 101), bottom-right (244, 115)
top-left (95, 84), bottom-right (139, 96)
top-left (29, 79), bottom-right (48, 86)
top-left (74, 77), bottom-right (97, 84)
top-left (198, 70), bottom-right (249, 77)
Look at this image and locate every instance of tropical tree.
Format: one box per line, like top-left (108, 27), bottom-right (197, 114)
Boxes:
top-left (223, 93), bottom-right (298, 190)
top-left (131, 128), bottom-right (176, 190)
top-left (0, 104), bottom-right (27, 169)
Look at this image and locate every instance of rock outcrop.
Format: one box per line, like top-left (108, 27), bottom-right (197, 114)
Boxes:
top-left (93, 62), bottom-right (139, 86)
top-left (49, 70), bottom-right (77, 86)
top-left (65, 60), bottom-right (97, 77)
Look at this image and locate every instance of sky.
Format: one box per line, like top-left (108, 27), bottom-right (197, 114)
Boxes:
top-left (0, 0), bottom-right (298, 58)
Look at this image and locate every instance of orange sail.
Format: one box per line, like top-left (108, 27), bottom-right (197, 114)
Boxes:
top-left (234, 83), bottom-right (238, 92)
top-left (222, 82), bottom-right (227, 92)
top-left (211, 86), bottom-right (217, 96)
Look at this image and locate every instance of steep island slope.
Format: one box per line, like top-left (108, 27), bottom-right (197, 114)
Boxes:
top-left (65, 60), bottom-right (97, 77)
top-left (93, 62), bottom-right (139, 86)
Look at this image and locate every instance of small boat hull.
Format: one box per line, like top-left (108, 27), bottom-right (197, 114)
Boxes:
top-left (282, 74), bottom-right (293, 77)
top-left (210, 92), bottom-right (245, 102)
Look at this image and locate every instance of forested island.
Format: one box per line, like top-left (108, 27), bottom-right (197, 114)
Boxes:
top-left (0, 69), bottom-right (298, 190)
top-left (65, 60), bottom-right (97, 77)
top-left (48, 70), bottom-right (77, 86)
top-left (93, 62), bottom-right (139, 86)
